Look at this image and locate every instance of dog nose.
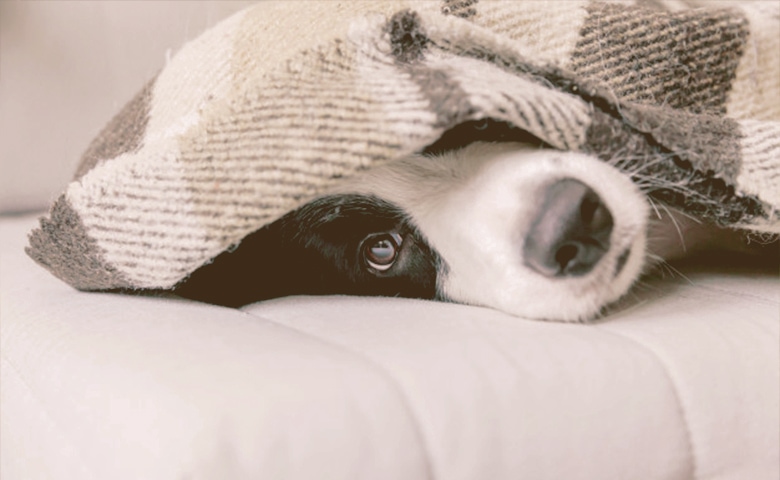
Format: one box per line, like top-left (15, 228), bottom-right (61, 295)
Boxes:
top-left (523, 178), bottom-right (613, 277)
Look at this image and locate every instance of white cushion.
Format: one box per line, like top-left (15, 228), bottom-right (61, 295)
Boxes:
top-left (2, 214), bottom-right (778, 480)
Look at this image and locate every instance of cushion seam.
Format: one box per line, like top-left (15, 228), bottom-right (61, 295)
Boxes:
top-left (678, 282), bottom-right (779, 306)
top-left (234, 309), bottom-right (436, 480)
top-left (593, 325), bottom-right (699, 480)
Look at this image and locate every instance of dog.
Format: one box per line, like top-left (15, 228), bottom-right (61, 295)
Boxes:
top-left (174, 138), bottom-right (775, 322)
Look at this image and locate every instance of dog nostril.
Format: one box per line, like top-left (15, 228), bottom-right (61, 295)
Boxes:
top-left (580, 193), bottom-right (600, 225)
top-left (581, 192), bottom-right (612, 233)
top-left (555, 243), bottom-right (580, 271)
top-left (523, 179), bottom-right (614, 277)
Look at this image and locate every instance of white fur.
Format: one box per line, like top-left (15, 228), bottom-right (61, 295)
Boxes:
top-left (334, 142), bottom-right (649, 322)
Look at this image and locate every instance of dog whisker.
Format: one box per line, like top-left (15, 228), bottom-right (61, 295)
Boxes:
top-left (656, 203), bottom-right (687, 253)
top-left (645, 253), bottom-right (695, 285)
top-left (647, 198), bottom-right (664, 220)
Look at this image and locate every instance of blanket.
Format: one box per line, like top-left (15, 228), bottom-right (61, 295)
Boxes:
top-left (27, 0), bottom-right (780, 294)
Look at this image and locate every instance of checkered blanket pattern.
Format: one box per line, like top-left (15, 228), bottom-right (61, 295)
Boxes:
top-left (27, 0), bottom-right (779, 292)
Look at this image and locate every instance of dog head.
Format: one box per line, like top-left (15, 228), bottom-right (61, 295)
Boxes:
top-left (331, 142), bottom-right (649, 321)
top-left (176, 141), bottom-right (649, 322)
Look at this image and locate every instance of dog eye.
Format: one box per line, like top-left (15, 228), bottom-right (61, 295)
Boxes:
top-left (362, 232), bottom-right (403, 271)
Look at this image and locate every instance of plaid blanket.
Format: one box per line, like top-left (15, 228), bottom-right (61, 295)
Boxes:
top-left (27, 0), bottom-right (779, 293)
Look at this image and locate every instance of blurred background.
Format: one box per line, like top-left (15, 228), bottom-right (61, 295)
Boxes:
top-left (0, 1), bottom-right (256, 214)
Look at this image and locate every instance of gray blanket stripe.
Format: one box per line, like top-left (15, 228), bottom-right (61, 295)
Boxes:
top-left (26, 197), bottom-right (133, 290)
top-left (74, 77), bottom-right (155, 180)
top-left (571, 3), bottom-right (748, 114)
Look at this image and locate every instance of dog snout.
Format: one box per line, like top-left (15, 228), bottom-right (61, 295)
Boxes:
top-left (523, 178), bottom-right (613, 277)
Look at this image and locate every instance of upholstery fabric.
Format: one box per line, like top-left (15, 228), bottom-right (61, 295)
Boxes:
top-left (3, 214), bottom-right (779, 479)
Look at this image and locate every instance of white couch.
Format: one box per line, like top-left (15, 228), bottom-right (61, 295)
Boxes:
top-left (2, 3), bottom-right (778, 479)
top-left (2, 212), bottom-right (778, 479)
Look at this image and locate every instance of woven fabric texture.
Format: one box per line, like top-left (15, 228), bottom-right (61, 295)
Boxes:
top-left (26, 0), bottom-right (780, 291)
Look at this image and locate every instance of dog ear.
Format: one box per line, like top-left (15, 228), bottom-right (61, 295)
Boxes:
top-left (170, 194), bottom-right (402, 307)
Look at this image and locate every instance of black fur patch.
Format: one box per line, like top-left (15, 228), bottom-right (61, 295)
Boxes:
top-left (174, 195), bottom-right (440, 307)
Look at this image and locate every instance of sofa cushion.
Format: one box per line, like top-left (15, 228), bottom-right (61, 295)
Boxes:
top-left (3, 213), bottom-right (779, 479)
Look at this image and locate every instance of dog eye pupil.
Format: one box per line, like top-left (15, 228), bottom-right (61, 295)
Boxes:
top-left (363, 233), bottom-right (402, 271)
top-left (370, 239), bottom-right (395, 262)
